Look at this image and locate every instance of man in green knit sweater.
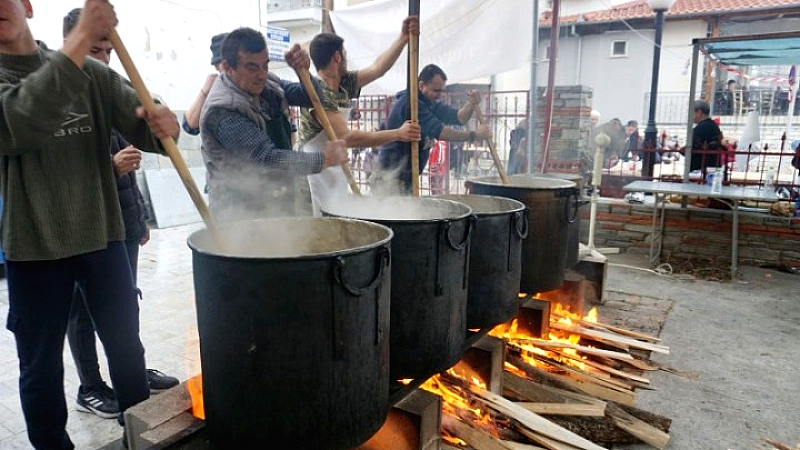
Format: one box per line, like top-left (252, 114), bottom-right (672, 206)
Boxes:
top-left (0, 0), bottom-right (180, 448)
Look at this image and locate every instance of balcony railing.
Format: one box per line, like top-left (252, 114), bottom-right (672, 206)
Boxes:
top-left (266, 0), bottom-right (323, 13)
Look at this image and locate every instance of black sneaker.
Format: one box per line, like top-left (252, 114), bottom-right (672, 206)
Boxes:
top-left (147, 369), bottom-right (179, 393)
top-left (76, 383), bottom-right (119, 419)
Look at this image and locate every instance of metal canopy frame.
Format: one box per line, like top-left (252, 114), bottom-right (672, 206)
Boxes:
top-left (682, 30), bottom-right (800, 183)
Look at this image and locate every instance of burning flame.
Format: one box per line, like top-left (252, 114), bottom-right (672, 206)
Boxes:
top-left (419, 367), bottom-right (501, 445)
top-left (490, 300), bottom-right (601, 374)
top-left (187, 375), bottom-right (205, 420)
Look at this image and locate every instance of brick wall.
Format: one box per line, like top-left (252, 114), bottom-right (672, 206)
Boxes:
top-left (579, 199), bottom-right (800, 267)
top-left (535, 85), bottom-right (593, 162)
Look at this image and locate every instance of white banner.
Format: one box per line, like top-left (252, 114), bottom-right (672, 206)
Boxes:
top-left (330, 0), bottom-right (532, 95)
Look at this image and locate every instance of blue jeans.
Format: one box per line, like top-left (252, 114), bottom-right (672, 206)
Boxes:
top-left (5, 242), bottom-right (149, 449)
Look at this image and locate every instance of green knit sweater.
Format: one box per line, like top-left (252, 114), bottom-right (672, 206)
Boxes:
top-left (0, 43), bottom-right (165, 261)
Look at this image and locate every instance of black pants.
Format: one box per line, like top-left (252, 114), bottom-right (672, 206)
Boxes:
top-left (5, 242), bottom-right (149, 450)
top-left (67, 239), bottom-right (141, 390)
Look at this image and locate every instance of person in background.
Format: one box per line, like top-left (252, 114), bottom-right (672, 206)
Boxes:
top-left (377, 63), bottom-right (492, 194)
top-left (61, 7), bottom-right (179, 421)
top-left (507, 118), bottom-right (528, 175)
top-left (182, 32), bottom-right (227, 136)
top-left (298, 17), bottom-right (420, 215)
top-left (0, 0), bottom-right (181, 447)
top-left (200, 27), bottom-right (348, 220)
top-left (688, 100), bottom-right (723, 173)
top-left (623, 120), bottom-right (641, 161)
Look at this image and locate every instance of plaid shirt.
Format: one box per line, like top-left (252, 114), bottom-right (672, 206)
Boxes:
top-left (212, 111), bottom-right (324, 176)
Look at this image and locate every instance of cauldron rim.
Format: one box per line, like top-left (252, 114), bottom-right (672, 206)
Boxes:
top-left (186, 217), bottom-right (393, 261)
top-left (322, 197), bottom-right (473, 224)
top-left (434, 194), bottom-right (526, 217)
top-left (467, 175), bottom-right (576, 190)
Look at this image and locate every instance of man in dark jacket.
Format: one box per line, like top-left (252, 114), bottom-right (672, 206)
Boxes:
top-left (377, 64), bottom-right (492, 194)
top-left (689, 100), bottom-right (723, 173)
top-left (62, 7), bottom-right (178, 421)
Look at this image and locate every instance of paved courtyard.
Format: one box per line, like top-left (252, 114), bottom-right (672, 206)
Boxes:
top-left (0, 222), bottom-right (798, 449)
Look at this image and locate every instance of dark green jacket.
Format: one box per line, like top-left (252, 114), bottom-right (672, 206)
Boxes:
top-left (0, 42), bottom-right (165, 261)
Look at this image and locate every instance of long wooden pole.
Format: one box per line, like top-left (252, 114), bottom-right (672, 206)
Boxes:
top-left (409, 0), bottom-right (421, 196)
top-left (108, 30), bottom-right (227, 250)
top-left (475, 103), bottom-right (510, 184)
top-left (295, 68), bottom-right (361, 195)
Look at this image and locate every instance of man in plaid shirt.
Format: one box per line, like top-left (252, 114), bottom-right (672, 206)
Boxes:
top-left (200, 28), bottom-right (347, 220)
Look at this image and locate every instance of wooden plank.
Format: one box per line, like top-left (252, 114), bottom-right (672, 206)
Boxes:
top-left (516, 402), bottom-right (605, 417)
top-left (605, 403), bottom-right (670, 449)
top-left (469, 387), bottom-right (608, 450)
top-left (549, 322), bottom-right (669, 354)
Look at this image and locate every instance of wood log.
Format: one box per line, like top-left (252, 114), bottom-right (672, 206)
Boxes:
top-left (516, 402), bottom-right (605, 417)
top-left (549, 322), bottom-right (669, 355)
top-left (545, 403), bottom-right (671, 446)
top-left (507, 355), bottom-right (635, 406)
top-left (468, 387), bottom-right (608, 450)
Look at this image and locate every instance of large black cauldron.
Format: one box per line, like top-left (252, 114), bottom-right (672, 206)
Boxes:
top-left (466, 176), bottom-right (578, 293)
top-left (436, 194), bottom-right (527, 329)
top-left (188, 218), bottom-right (393, 450)
top-left (323, 197), bottom-right (473, 380)
top-left (521, 173), bottom-right (586, 268)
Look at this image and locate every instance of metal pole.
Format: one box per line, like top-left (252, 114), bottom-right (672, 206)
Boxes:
top-left (642, 8), bottom-right (665, 179)
top-left (539, 0), bottom-right (561, 173)
top-left (683, 41), bottom-right (701, 184)
top-left (527, 0), bottom-right (539, 174)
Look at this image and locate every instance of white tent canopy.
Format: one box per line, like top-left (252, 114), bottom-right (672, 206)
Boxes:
top-left (329, 0), bottom-right (532, 95)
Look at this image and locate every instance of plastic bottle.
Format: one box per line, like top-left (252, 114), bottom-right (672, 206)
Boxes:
top-left (711, 167), bottom-right (723, 194)
top-left (765, 166), bottom-right (775, 190)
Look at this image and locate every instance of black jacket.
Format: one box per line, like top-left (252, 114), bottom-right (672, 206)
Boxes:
top-left (111, 131), bottom-right (147, 242)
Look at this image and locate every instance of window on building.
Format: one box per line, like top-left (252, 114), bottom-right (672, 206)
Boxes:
top-left (611, 40), bottom-right (628, 58)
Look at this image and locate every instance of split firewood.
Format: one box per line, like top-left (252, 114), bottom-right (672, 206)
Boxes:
top-left (503, 371), bottom-right (607, 407)
top-left (504, 441), bottom-right (549, 450)
top-left (514, 426), bottom-right (586, 450)
top-left (525, 351), bottom-right (636, 393)
top-left (515, 402), bottom-right (605, 417)
top-left (550, 349), bottom-right (650, 385)
top-left (507, 354), bottom-right (636, 406)
top-left (549, 322), bottom-right (669, 355)
top-left (511, 339), bottom-right (634, 361)
top-left (605, 402), bottom-right (669, 449)
top-left (468, 386), bottom-right (608, 450)
top-left (550, 314), bottom-right (662, 343)
top-left (442, 416), bottom-right (516, 450)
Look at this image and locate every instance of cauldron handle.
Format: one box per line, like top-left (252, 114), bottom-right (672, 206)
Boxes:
top-left (444, 215), bottom-right (475, 251)
top-left (564, 188), bottom-right (580, 224)
top-left (332, 246), bottom-right (391, 358)
top-left (333, 246), bottom-right (390, 296)
top-left (508, 209), bottom-right (529, 271)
